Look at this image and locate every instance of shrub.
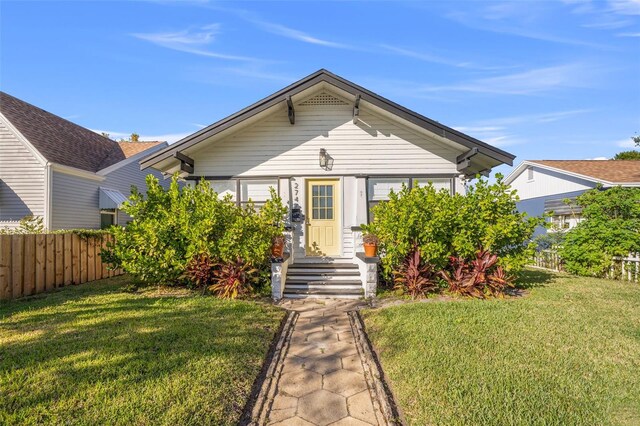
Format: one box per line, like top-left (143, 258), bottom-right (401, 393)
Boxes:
top-left (0, 215), bottom-right (45, 234)
top-left (210, 258), bottom-right (258, 299)
top-left (183, 253), bottom-right (217, 291)
top-left (559, 186), bottom-right (640, 277)
top-left (393, 246), bottom-right (439, 299)
top-left (439, 249), bottom-right (514, 298)
top-left (103, 175), bottom-right (288, 287)
top-left (362, 174), bottom-right (543, 279)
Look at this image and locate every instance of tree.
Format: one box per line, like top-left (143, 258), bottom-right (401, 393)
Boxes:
top-left (613, 150), bottom-right (640, 160)
top-left (559, 186), bottom-right (640, 277)
top-left (634, 134), bottom-right (640, 146)
top-left (100, 132), bottom-right (110, 139)
top-left (130, 133), bottom-right (140, 142)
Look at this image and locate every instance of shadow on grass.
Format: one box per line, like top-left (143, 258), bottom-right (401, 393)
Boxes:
top-left (515, 268), bottom-right (557, 290)
top-left (0, 278), bottom-right (284, 424)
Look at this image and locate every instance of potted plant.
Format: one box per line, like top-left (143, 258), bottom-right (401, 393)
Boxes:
top-left (363, 234), bottom-right (379, 257)
top-left (271, 234), bottom-right (286, 258)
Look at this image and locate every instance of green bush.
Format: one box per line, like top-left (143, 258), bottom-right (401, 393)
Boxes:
top-left (102, 175), bottom-right (288, 286)
top-left (0, 215), bottom-right (45, 234)
top-left (362, 174), bottom-right (543, 280)
top-left (559, 186), bottom-right (640, 277)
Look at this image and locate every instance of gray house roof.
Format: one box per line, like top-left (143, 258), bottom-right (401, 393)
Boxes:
top-left (140, 69), bottom-right (516, 172)
top-left (0, 91), bottom-right (163, 173)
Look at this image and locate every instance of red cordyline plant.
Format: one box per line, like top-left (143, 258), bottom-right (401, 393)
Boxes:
top-left (183, 253), bottom-right (216, 294)
top-left (209, 257), bottom-right (258, 299)
top-left (440, 248), bottom-right (514, 298)
top-left (393, 245), bottom-right (439, 299)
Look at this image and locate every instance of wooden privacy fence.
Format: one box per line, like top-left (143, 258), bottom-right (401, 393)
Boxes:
top-left (0, 233), bottom-right (122, 301)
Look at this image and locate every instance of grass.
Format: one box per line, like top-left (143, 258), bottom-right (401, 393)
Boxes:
top-left (363, 270), bottom-right (640, 426)
top-left (0, 276), bottom-right (285, 425)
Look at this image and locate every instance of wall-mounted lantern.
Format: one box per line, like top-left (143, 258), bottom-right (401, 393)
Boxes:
top-left (318, 148), bottom-right (334, 170)
top-left (319, 148), bottom-right (328, 169)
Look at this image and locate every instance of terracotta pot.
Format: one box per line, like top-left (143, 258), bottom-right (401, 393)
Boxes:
top-left (271, 240), bottom-right (285, 258)
top-left (363, 242), bottom-right (377, 257)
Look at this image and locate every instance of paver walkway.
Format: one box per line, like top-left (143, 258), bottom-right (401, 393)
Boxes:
top-left (268, 299), bottom-right (385, 426)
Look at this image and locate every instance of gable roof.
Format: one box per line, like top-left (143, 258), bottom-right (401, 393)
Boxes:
top-left (98, 141), bottom-right (164, 169)
top-left (506, 160), bottom-right (640, 186)
top-left (0, 91), bottom-right (162, 173)
top-left (140, 69), bottom-right (515, 171)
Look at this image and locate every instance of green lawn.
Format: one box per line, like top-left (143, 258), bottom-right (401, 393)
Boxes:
top-left (0, 276), bottom-right (285, 425)
top-left (363, 270), bottom-right (640, 426)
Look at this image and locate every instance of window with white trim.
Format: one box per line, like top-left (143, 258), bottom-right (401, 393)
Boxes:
top-left (100, 209), bottom-right (116, 229)
top-left (240, 179), bottom-right (278, 207)
top-left (208, 179), bottom-right (278, 208)
top-left (367, 177), bottom-right (453, 222)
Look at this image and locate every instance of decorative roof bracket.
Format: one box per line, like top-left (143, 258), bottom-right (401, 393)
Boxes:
top-left (286, 96), bottom-right (295, 125)
top-left (352, 94), bottom-right (361, 124)
top-left (175, 151), bottom-right (194, 174)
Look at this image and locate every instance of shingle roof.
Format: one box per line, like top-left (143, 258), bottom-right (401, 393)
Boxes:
top-left (0, 91), bottom-right (162, 172)
top-left (98, 141), bottom-right (164, 169)
top-left (530, 160), bottom-right (640, 184)
top-left (141, 69), bottom-right (515, 173)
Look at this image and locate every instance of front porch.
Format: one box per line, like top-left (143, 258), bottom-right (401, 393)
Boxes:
top-left (271, 229), bottom-right (380, 300)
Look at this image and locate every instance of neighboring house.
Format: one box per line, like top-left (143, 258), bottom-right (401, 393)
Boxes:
top-left (142, 69), bottom-right (515, 298)
top-left (505, 160), bottom-right (640, 235)
top-left (0, 91), bottom-right (169, 230)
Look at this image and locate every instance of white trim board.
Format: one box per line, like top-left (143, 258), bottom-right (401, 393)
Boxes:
top-left (505, 160), bottom-right (640, 187)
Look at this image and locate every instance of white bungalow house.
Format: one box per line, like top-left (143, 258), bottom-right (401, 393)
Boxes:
top-left (141, 69), bottom-right (515, 299)
top-left (505, 160), bottom-right (640, 236)
top-left (0, 91), bottom-right (170, 230)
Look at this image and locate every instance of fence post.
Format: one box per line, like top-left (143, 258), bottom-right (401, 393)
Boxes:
top-left (0, 235), bottom-right (12, 300)
top-left (35, 234), bottom-right (46, 294)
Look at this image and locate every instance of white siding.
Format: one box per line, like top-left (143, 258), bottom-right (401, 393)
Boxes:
top-left (188, 99), bottom-right (462, 259)
top-left (102, 160), bottom-right (170, 226)
top-left (510, 165), bottom-right (596, 200)
top-left (193, 106), bottom-right (458, 177)
top-left (51, 171), bottom-right (101, 230)
top-left (0, 120), bottom-right (45, 229)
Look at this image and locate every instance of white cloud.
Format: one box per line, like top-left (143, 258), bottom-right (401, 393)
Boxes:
top-left (253, 21), bottom-right (352, 49)
top-left (617, 31), bottom-right (640, 36)
top-left (445, 6), bottom-right (615, 49)
top-left (617, 137), bottom-right (639, 147)
top-left (483, 109), bottom-right (594, 126)
top-left (452, 125), bottom-right (525, 148)
top-left (378, 44), bottom-right (515, 70)
top-left (420, 64), bottom-right (595, 95)
top-left (584, 156), bottom-right (609, 160)
top-left (132, 24), bottom-right (256, 61)
top-left (608, 0), bottom-right (640, 16)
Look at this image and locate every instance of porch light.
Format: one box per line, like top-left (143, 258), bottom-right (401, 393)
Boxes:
top-left (319, 148), bottom-right (328, 169)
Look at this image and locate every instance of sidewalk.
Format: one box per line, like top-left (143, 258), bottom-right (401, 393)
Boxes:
top-left (266, 299), bottom-right (385, 426)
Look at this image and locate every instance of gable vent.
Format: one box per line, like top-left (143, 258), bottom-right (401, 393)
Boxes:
top-left (298, 92), bottom-right (349, 106)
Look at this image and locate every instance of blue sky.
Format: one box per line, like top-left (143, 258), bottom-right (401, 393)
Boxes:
top-left (1, 0), bottom-right (639, 176)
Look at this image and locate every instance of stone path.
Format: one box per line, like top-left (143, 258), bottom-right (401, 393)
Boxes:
top-left (266, 299), bottom-right (385, 426)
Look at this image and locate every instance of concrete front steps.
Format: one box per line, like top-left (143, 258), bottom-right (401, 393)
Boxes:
top-left (284, 262), bottom-right (363, 299)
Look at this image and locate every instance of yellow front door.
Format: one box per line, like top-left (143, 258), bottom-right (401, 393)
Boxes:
top-left (306, 179), bottom-right (340, 256)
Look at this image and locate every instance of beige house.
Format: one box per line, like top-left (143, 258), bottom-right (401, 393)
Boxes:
top-left (142, 69), bottom-right (515, 299)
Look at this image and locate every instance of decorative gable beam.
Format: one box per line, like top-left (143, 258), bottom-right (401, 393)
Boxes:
top-left (456, 147), bottom-right (478, 172)
top-left (175, 151), bottom-right (194, 174)
top-left (352, 94), bottom-right (361, 124)
top-left (286, 96), bottom-right (295, 125)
